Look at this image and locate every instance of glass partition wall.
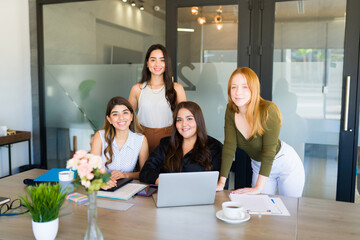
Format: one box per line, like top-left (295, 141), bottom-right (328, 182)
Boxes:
top-left (271, 0), bottom-right (346, 200)
top-left (43, 0), bottom-right (166, 168)
top-left (177, 5), bottom-right (238, 143)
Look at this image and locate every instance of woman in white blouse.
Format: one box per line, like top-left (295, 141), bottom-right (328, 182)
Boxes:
top-left (91, 96), bottom-right (149, 188)
top-left (129, 44), bottom-right (186, 153)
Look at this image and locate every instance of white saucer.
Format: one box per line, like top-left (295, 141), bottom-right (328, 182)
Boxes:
top-left (216, 210), bottom-right (250, 224)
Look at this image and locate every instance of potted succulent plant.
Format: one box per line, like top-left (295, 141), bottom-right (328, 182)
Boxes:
top-left (20, 183), bottom-right (67, 240)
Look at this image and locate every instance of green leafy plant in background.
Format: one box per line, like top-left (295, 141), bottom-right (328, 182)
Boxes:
top-left (77, 79), bottom-right (99, 130)
top-left (20, 183), bottom-right (67, 223)
top-left (78, 79), bottom-right (96, 101)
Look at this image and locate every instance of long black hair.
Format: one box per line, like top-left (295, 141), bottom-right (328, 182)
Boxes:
top-left (163, 101), bottom-right (212, 172)
top-left (140, 44), bottom-right (177, 111)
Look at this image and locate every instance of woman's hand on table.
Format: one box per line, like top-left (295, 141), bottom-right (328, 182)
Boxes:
top-left (216, 176), bottom-right (227, 191)
top-left (111, 170), bottom-right (127, 180)
top-left (101, 178), bottom-right (117, 190)
top-left (231, 174), bottom-right (267, 194)
top-left (231, 187), bottom-right (261, 195)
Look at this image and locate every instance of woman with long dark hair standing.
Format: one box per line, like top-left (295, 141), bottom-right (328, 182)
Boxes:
top-left (91, 96), bottom-right (149, 188)
top-left (139, 101), bottom-right (222, 184)
top-left (129, 44), bottom-right (186, 153)
top-left (217, 67), bottom-right (305, 197)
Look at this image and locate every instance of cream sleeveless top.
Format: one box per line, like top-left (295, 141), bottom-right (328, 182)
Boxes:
top-left (137, 82), bottom-right (173, 128)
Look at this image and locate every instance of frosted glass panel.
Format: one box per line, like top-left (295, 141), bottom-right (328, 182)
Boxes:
top-left (43, 0), bottom-right (166, 168)
top-left (178, 62), bottom-right (236, 142)
top-left (177, 5), bottom-right (238, 143)
top-left (272, 0), bottom-right (346, 200)
top-left (45, 64), bottom-right (141, 130)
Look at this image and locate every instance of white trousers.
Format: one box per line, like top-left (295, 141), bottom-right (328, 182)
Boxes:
top-left (251, 141), bottom-right (305, 198)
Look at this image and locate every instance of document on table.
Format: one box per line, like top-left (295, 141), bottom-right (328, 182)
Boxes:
top-left (229, 193), bottom-right (290, 216)
top-left (96, 199), bottom-right (134, 211)
top-left (97, 183), bottom-right (147, 201)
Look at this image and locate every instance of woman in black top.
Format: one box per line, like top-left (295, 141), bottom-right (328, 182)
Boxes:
top-left (140, 101), bottom-right (222, 184)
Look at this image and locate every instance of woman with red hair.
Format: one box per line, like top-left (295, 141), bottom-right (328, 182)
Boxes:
top-left (217, 67), bottom-right (305, 197)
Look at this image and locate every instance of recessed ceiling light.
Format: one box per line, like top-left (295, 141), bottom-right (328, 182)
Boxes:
top-left (153, 5), bottom-right (160, 11)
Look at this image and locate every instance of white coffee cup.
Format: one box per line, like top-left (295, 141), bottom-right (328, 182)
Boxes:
top-left (59, 171), bottom-right (75, 194)
top-left (222, 201), bottom-right (246, 220)
top-left (0, 126), bottom-right (7, 137)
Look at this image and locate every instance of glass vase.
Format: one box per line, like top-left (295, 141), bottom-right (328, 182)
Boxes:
top-left (84, 191), bottom-right (103, 240)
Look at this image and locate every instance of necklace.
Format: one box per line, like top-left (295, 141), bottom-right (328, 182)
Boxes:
top-left (148, 83), bottom-right (165, 94)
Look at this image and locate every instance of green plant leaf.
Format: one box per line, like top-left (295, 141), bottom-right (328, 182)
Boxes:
top-left (19, 183), bottom-right (68, 223)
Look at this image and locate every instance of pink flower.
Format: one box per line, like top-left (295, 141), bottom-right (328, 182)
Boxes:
top-left (81, 180), bottom-right (91, 188)
top-left (66, 158), bottom-right (79, 170)
top-left (77, 159), bottom-right (92, 178)
top-left (66, 149), bottom-right (110, 192)
top-left (86, 173), bottom-right (94, 180)
top-left (88, 155), bottom-right (103, 169)
top-left (73, 150), bottom-right (88, 160)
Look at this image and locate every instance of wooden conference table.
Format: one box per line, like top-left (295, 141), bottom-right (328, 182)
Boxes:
top-left (0, 169), bottom-right (360, 240)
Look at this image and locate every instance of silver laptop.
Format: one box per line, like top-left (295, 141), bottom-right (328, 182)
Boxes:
top-left (153, 171), bottom-right (219, 208)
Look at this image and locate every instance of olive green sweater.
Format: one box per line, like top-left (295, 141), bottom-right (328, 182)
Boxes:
top-left (220, 103), bottom-right (281, 178)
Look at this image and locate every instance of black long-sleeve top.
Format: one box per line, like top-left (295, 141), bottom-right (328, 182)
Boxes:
top-left (139, 136), bottom-right (223, 184)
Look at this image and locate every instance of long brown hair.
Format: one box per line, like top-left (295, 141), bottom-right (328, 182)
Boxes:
top-left (140, 44), bottom-right (177, 111)
top-left (103, 96), bottom-right (143, 168)
top-left (227, 67), bottom-right (282, 137)
top-left (163, 101), bottom-right (212, 172)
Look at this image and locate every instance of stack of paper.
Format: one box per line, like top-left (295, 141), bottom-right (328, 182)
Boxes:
top-left (229, 194), bottom-right (290, 216)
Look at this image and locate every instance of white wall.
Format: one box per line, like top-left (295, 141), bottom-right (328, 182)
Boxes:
top-left (43, 1), bottom-right (165, 64)
top-left (0, 1), bottom-right (32, 177)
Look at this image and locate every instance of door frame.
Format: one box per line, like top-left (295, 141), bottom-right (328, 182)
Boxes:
top-left (337, 0), bottom-right (360, 202)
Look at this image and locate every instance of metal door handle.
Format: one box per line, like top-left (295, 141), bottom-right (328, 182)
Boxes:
top-left (344, 76), bottom-right (350, 131)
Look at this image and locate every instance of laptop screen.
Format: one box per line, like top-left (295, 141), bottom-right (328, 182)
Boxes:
top-left (154, 171), bottom-right (219, 208)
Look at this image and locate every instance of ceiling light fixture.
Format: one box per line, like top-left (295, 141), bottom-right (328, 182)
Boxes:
top-left (131, 1), bottom-right (136, 7)
top-left (191, 7), bottom-right (199, 15)
top-left (197, 16), bottom-right (206, 25)
top-left (153, 5), bottom-right (160, 11)
top-left (139, 5), bottom-right (144, 10)
top-left (197, 7), bottom-right (206, 25)
top-left (177, 28), bottom-right (195, 32)
top-left (214, 6), bottom-right (223, 24)
top-left (216, 23), bottom-right (223, 31)
top-left (214, 14), bottom-right (222, 24)
top-left (122, 0), bottom-right (127, 2)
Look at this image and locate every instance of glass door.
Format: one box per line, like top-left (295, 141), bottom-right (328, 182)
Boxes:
top-left (176, 5), bottom-right (239, 142)
top-left (166, 0), bottom-right (253, 189)
top-left (167, 0), bottom-right (360, 202)
top-left (261, 0), bottom-right (360, 202)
